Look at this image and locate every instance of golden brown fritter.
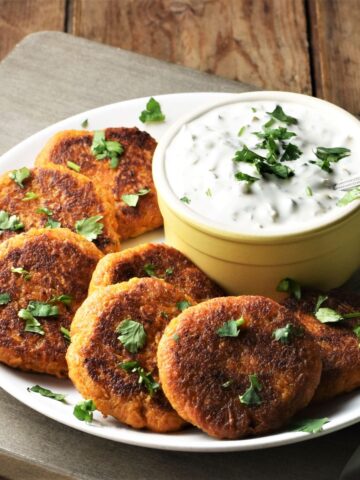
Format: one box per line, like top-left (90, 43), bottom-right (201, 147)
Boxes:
top-left (283, 288), bottom-right (360, 402)
top-left (158, 296), bottom-right (322, 439)
top-left (67, 278), bottom-right (196, 432)
top-left (0, 165), bottom-right (120, 253)
top-left (0, 228), bottom-right (103, 377)
top-left (35, 128), bottom-right (163, 240)
top-left (88, 243), bottom-right (224, 301)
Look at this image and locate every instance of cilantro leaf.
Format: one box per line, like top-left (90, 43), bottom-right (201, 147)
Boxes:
top-left (315, 307), bottom-right (343, 323)
top-left (67, 161), bottom-right (81, 172)
top-left (75, 215), bottom-right (103, 241)
top-left (27, 301), bottom-right (59, 317)
top-left (314, 294), bottom-right (328, 313)
top-left (50, 294), bottom-right (72, 306)
top-left (273, 323), bottom-right (303, 344)
top-left (337, 187), bottom-right (360, 206)
top-left (276, 278), bottom-right (302, 300)
top-left (0, 292), bottom-right (11, 305)
top-left (91, 131), bottom-right (124, 168)
top-left (116, 319), bottom-right (147, 353)
top-left (18, 309), bottom-right (44, 335)
top-left (9, 167), bottom-right (30, 188)
top-left (73, 399), bottom-right (96, 422)
top-left (313, 146), bottom-right (350, 172)
top-left (60, 326), bottom-right (71, 342)
top-left (239, 374), bottom-right (263, 406)
top-left (139, 97), bottom-right (165, 123)
top-left (180, 196), bottom-right (191, 204)
top-left (28, 385), bottom-right (66, 402)
top-left (121, 188), bottom-right (150, 207)
top-left (177, 300), bottom-right (191, 312)
top-left (292, 417), bottom-right (329, 433)
top-left (11, 266), bottom-right (31, 281)
top-left (217, 317), bottom-right (245, 337)
top-left (36, 207), bottom-right (53, 216)
top-left (144, 264), bottom-right (156, 277)
top-left (0, 211), bottom-right (24, 232)
top-left (119, 361), bottom-right (160, 395)
top-left (233, 146), bottom-right (265, 163)
top-left (267, 105), bottom-right (298, 125)
top-left (46, 217), bottom-right (61, 229)
top-left (254, 127), bottom-right (296, 142)
top-left (22, 192), bottom-right (39, 201)
top-left (280, 143), bottom-right (302, 162)
top-left (235, 171), bottom-right (259, 184)
top-left (257, 161), bottom-right (294, 179)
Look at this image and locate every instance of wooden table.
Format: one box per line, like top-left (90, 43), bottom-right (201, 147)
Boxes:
top-left (1, 0), bottom-right (360, 116)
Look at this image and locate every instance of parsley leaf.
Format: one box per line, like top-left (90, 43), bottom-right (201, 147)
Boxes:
top-left (177, 300), bottom-right (191, 312)
top-left (67, 161), bottom-right (81, 172)
top-left (314, 294), bottom-right (328, 313)
top-left (337, 187), bottom-right (360, 206)
top-left (267, 105), bottom-right (298, 125)
top-left (46, 217), bottom-right (61, 229)
top-left (0, 211), bottom-right (24, 232)
top-left (0, 292), bottom-right (11, 305)
top-left (91, 131), bottom-right (124, 168)
top-left (116, 319), bottom-right (147, 353)
top-left (144, 264), bottom-right (156, 277)
top-left (139, 97), bottom-right (165, 123)
top-left (27, 301), bottom-right (59, 317)
top-left (239, 374), bottom-right (263, 406)
top-left (60, 326), bottom-right (71, 342)
top-left (292, 417), bottom-right (329, 434)
top-left (276, 278), bottom-right (302, 300)
top-left (81, 119), bottom-right (89, 128)
top-left (73, 399), bottom-right (96, 422)
top-left (257, 161), bottom-right (294, 179)
top-left (11, 266), bottom-right (31, 281)
top-left (22, 192), bottom-right (39, 201)
top-left (235, 171), bottom-right (259, 184)
top-left (75, 215), bottom-right (103, 241)
top-left (28, 385), bottom-right (66, 402)
top-left (233, 146), bottom-right (265, 163)
top-left (121, 188), bottom-right (150, 207)
top-left (217, 317), bottom-right (245, 337)
top-left (9, 167), bottom-right (30, 188)
top-left (280, 143), bottom-right (302, 162)
top-left (18, 309), bottom-right (44, 335)
top-left (180, 196), bottom-right (191, 204)
top-left (119, 361), bottom-right (160, 395)
top-left (313, 146), bottom-right (350, 172)
top-left (255, 127), bottom-right (296, 142)
top-left (50, 294), bottom-right (72, 306)
top-left (273, 323), bottom-right (303, 344)
top-left (36, 207), bottom-right (53, 216)
top-left (315, 307), bottom-right (360, 324)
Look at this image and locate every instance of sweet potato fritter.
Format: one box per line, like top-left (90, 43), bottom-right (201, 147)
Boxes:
top-left (283, 288), bottom-right (360, 402)
top-left (158, 296), bottom-right (322, 439)
top-left (0, 228), bottom-right (103, 377)
top-left (88, 243), bottom-right (224, 301)
top-left (35, 128), bottom-right (163, 240)
top-left (0, 165), bottom-right (120, 253)
top-left (67, 278), bottom-right (196, 432)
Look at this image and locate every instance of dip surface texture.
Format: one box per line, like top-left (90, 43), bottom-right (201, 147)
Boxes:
top-left (165, 100), bottom-right (359, 234)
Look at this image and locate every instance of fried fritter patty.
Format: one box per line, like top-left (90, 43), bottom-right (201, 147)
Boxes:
top-left (0, 165), bottom-right (120, 253)
top-left (88, 243), bottom-right (224, 301)
top-left (0, 229), bottom-right (103, 377)
top-left (158, 296), bottom-right (322, 439)
top-left (283, 288), bottom-right (360, 402)
top-left (67, 278), bottom-right (195, 432)
top-left (35, 128), bottom-right (163, 240)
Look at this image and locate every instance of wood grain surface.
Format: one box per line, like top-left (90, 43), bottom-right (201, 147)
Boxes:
top-left (0, 0), bottom-right (360, 114)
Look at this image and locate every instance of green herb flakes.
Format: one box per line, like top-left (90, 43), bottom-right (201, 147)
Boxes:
top-left (315, 307), bottom-right (360, 324)
top-left (0, 292), bottom-right (11, 305)
top-left (50, 294), bottom-right (73, 306)
top-left (60, 326), bottom-right (71, 342)
top-left (28, 385), bottom-right (66, 402)
top-left (139, 97), bottom-right (165, 123)
top-left (27, 301), bottom-right (59, 317)
top-left (217, 317), bottom-right (245, 337)
top-left (235, 171), bottom-right (259, 184)
top-left (75, 215), bottom-right (103, 241)
top-left (121, 188), bottom-right (150, 207)
top-left (73, 399), bottom-right (96, 422)
top-left (144, 264), bottom-right (156, 277)
top-left (46, 217), bottom-right (61, 229)
top-left (292, 417), bottom-right (329, 434)
top-left (91, 131), bottom-right (124, 168)
top-left (177, 300), bottom-right (191, 312)
top-left (116, 319), bottom-right (146, 353)
top-left (266, 105), bottom-right (298, 125)
top-left (36, 207), bottom-right (53, 216)
top-left (67, 161), bottom-right (81, 172)
top-left (313, 147), bottom-right (350, 172)
top-left (306, 186), bottom-right (313, 197)
top-left (0, 211), bottom-right (24, 232)
top-left (180, 196), bottom-right (191, 204)
top-left (276, 278), bottom-right (301, 300)
top-left (119, 361), bottom-right (160, 395)
top-left (18, 309), bottom-right (44, 335)
top-left (11, 266), bottom-right (31, 281)
top-left (238, 126), bottom-right (246, 136)
top-left (337, 186), bottom-right (360, 206)
top-left (239, 374), bottom-right (263, 406)
top-left (273, 323), bottom-right (303, 344)
top-left (22, 192), bottom-right (39, 201)
top-left (314, 295), bottom-right (328, 314)
top-left (9, 167), bottom-right (30, 188)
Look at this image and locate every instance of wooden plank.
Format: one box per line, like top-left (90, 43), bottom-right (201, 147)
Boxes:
top-left (308, 0), bottom-right (360, 114)
top-left (0, 0), bottom-right (66, 61)
top-left (71, 0), bottom-right (312, 93)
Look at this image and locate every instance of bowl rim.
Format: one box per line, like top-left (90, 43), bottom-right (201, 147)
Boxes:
top-left (152, 90), bottom-right (360, 243)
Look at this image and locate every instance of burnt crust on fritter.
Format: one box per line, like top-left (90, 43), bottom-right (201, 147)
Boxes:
top-left (158, 295), bottom-right (322, 439)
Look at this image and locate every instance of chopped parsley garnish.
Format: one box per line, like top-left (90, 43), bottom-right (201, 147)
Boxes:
top-left (26, 301), bottom-right (59, 317)
top-left (0, 292), bottom-right (11, 305)
top-left (306, 186), bottom-right (313, 197)
top-left (0, 211), bottom-right (23, 232)
top-left (337, 187), bottom-right (360, 206)
top-left (238, 126), bottom-right (246, 136)
top-left (177, 300), bottom-right (191, 312)
top-left (60, 326), bottom-right (71, 342)
top-left (75, 215), bottom-right (103, 241)
top-left (217, 317), bottom-right (244, 337)
top-left (22, 192), bottom-right (39, 201)
top-left (46, 217), bottom-right (61, 229)
top-left (121, 188), bottom-right (150, 207)
top-left (315, 307), bottom-right (360, 324)
top-left (180, 196), bottom-right (191, 204)
top-left (233, 146), bottom-right (265, 164)
top-left (235, 171), bottom-right (259, 184)
top-left (276, 277), bottom-right (301, 300)
top-left (11, 266), bottom-right (31, 281)
top-left (81, 119), bottom-right (89, 128)
top-left (292, 417), bottom-right (329, 434)
top-left (9, 167), bottom-right (30, 188)
top-left (28, 385), bottom-right (66, 402)
top-left (255, 127), bottom-right (296, 142)
top-left (119, 361), bottom-right (160, 395)
top-left (73, 399), bottom-right (96, 422)
top-left (273, 323), bottom-right (303, 344)
top-left (266, 105), bottom-right (298, 125)
top-left (91, 131), bottom-right (124, 168)
top-left (222, 379), bottom-right (233, 388)
top-left (139, 97), bottom-right (165, 123)
top-left (312, 147), bottom-right (351, 172)
top-left (239, 374), bottom-right (263, 406)
top-left (280, 143), bottom-right (302, 162)
top-left (36, 206), bottom-right (53, 216)
top-left (314, 294), bottom-right (328, 313)
top-left (50, 294), bottom-right (73, 306)
top-left (67, 161), bottom-right (81, 172)
top-left (257, 161), bottom-right (294, 179)
top-left (18, 309), bottom-right (44, 335)
top-left (233, 146), bottom-right (294, 180)
top-left (144, 264), bottom-right (156, 277)
top-left (116, 319), bottom-right (147, 353)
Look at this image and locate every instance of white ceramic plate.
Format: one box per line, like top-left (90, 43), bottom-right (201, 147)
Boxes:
top-left (0, 92), bottom-right (359, 452)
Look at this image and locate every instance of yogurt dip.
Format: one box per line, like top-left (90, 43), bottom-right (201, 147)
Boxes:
top-left (164, 100), bottom-right (360, 234)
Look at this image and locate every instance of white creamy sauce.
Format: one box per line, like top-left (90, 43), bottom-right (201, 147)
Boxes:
top-left (165, 101), bottom-right (359, 233)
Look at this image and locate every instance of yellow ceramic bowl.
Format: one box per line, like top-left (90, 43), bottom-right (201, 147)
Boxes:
top-left (153, 92), bottom-right (360, 300)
